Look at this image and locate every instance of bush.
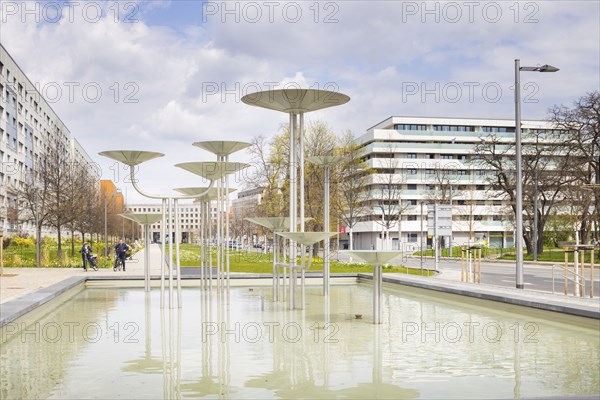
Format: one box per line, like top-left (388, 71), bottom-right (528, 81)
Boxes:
top-left (40, 246), bottom-right (50, 267)
top-left (10, 254), bottom-right (23, 267)
top-left (2, 237), bottom-right (10, 250)
top-left (12, 236), bottom-right (35, 248)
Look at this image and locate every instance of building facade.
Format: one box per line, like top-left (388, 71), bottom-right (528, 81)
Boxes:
top-left (125, 202), bottom-right (218, 244)
top-left (346, 116), bottom-right (558, 252)
top-left (231, 187), bottom-right (263, 245)
top-left (0, 44), bottom-right (96, 236)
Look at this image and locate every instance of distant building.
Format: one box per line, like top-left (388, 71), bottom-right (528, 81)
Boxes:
top-left (346, 116), bottom-right (561, 251)
top-left (231, 187), bottom-right (264, 244)
top-left (125, 202), bottom-right (218, 244)
top-left (0, 44), bottom-right (95, 236)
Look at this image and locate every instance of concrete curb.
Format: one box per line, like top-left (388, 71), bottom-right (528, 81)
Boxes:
top-left (358, 273), bottom-right (600, 319)
top-left (0, 276), bottom-right (86, 327)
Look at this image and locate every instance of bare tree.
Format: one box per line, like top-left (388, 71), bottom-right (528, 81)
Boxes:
top-left (371, 141), bottom-right (409, 250)
top-left (549, 91), bottom-right (600, 243)
top-left (334, 131), bottom-right (372, 250)
top-left (15, 160), bottom-right (52, 266)
top-left (473, 130), bottom-right (570, 255)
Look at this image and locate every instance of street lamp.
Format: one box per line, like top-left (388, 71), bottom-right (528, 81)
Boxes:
top-left (104, 189), bottom-right (122, 257)
top-left (514, 60), bottom-right (559, 289)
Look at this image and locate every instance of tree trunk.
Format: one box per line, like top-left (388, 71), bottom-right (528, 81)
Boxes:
top-left (71, 228), bottom-right (75, 257)
top-left (57, 226), bottom-right (62, 258)
top-left (36, 225), bottom-right (42, 268)
top-left (524, 233), bottom-right (533, 255)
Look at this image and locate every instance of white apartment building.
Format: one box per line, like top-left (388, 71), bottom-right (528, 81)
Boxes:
top-left (347, 116), bottom-right (558, 252)
top-left (0, 44), bottom-right (95, 236)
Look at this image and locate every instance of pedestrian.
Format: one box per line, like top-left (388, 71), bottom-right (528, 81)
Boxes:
top-left (80, 242), bottom-right (96, 271)
top-left (80, 242), bottom-right (90, 271)
top-left (114, 239), bottom-right (130, 272)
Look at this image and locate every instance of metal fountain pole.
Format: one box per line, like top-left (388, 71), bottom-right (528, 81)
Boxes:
top-left (289, 112), bottom-right (297, 310)
top-left (299, 112), bottom-right (306, 309)
top-left (324, 164), bottom-right (331, 296)
top-left (226, 154), bottom-right (231, 292)
top-left (168, 197), bottom-right (174, 308)
top-left (174, 198), bottom-right (182, 308)
top-left (161, 199), bottom-right (166, 306)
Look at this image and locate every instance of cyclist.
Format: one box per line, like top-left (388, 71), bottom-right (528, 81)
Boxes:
top-left (114, 239), bottom-right (130, 272)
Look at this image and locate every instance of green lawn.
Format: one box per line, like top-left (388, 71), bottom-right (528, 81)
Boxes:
top-left (177, 244), bottom-right (435, 276)
top-left (2, 242), bottom-right (134, 268)
top-left (2, 242), bottom-right (435, 276)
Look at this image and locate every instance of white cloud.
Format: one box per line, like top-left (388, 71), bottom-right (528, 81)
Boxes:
top-left (1, 0), bottom-right (597, 202)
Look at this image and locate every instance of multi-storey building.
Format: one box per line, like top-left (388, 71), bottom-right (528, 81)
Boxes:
top-left (347, 116), bottom-right (559, 252)
top-left (0, 44), bottom-right (95, 236)
top-left (125, 202), bottom-right (219, 244)
top-left (231, 187), bottom-right (263, 244)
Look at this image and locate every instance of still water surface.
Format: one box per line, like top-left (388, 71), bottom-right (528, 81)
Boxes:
top-left (1, 284), bottom-right (598, 399)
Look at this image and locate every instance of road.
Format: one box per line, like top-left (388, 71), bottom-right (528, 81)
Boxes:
top-left (331, 250), bottom-right (600, 296)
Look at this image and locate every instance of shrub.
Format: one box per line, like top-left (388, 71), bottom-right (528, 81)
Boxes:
top-left (12, 236), bottom-right (35, 248)
top-left (40, 246), bottom-right (50, 267)
top-left (10, 254), bottom-right (23, 267)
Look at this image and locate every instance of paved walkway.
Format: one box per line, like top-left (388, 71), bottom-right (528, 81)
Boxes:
top-left (0, 244), bottom-right (165, 304)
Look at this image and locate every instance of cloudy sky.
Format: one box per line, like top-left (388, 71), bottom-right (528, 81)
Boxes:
top-left (1, 0), bottom-right (598, 203)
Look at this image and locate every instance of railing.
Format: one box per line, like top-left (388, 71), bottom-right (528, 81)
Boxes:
top-left (552, 262), bottom-right (595, 298)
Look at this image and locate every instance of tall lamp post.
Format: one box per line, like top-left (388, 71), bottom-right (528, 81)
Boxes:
top-left (104, 189), bottom-right (121, 257)
top-left (514, 59), bottom-right (559, 289)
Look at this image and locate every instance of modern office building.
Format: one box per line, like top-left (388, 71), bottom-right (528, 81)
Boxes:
top-left (0, 44), bottom-right (96, 236)
top-left (345, 116), bottom-right (559, 252)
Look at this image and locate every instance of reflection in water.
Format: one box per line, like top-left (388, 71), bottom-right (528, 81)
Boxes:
top-left (1, 285), bottom-right (599, 399)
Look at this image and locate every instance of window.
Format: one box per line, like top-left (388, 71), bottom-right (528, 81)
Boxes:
top-left (407, 153), bottom-right (417, 159)
top-left (433, 125), bottom-right (474, 132)
top-left (395, 124), bottom-right (427, 131)
top-left (407, 215), bottom-right (417, 221)
top-left (407, 184), bottom-right (417, 190)
top-left (441, 155), bottom-right (453, 159)
top-left (483, 126), bottom-right (515, 133)
top-left (407, 169), bottom-right (417, 175)
top-left (408, 233), bottom-right (418, 242)
top-left (476, 185), bottom-right (486, 190)
top-left (408, 199), bottom-right (417, 205)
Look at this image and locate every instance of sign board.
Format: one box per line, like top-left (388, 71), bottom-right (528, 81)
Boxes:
top-left (427, 204), bottom-right (453, 237)
top-left (339, 226), bottom-right (347, 234)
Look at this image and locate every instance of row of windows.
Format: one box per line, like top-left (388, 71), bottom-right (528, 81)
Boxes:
top-left (129, 207), bottom-right (214, 213)
top-left (393, 124), bottom-right (519, 133)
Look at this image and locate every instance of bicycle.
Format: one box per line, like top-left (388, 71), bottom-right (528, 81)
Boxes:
top-left (113, 256), bottom-right (124, 271)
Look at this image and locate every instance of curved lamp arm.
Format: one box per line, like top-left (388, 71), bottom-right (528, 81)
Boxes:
top-left (129, 165), bottom-right (215, 200)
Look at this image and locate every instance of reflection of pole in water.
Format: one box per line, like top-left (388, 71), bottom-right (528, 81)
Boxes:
top-left (513, 337), bottom-right (522, 399)
top-left (145, 293), bottom-right (151, 361)
top-left (373, 324), bottom-right (382, 385)
top-left (160, 307), bottom-right (181, 400)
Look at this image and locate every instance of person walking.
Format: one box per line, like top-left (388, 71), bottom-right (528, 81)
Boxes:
top-left (80, 242), bottom-right (96, 271)
top-left (80, 242), bottom-right (90, 271)
top-left (114, 239), bottom-right (130, 272)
